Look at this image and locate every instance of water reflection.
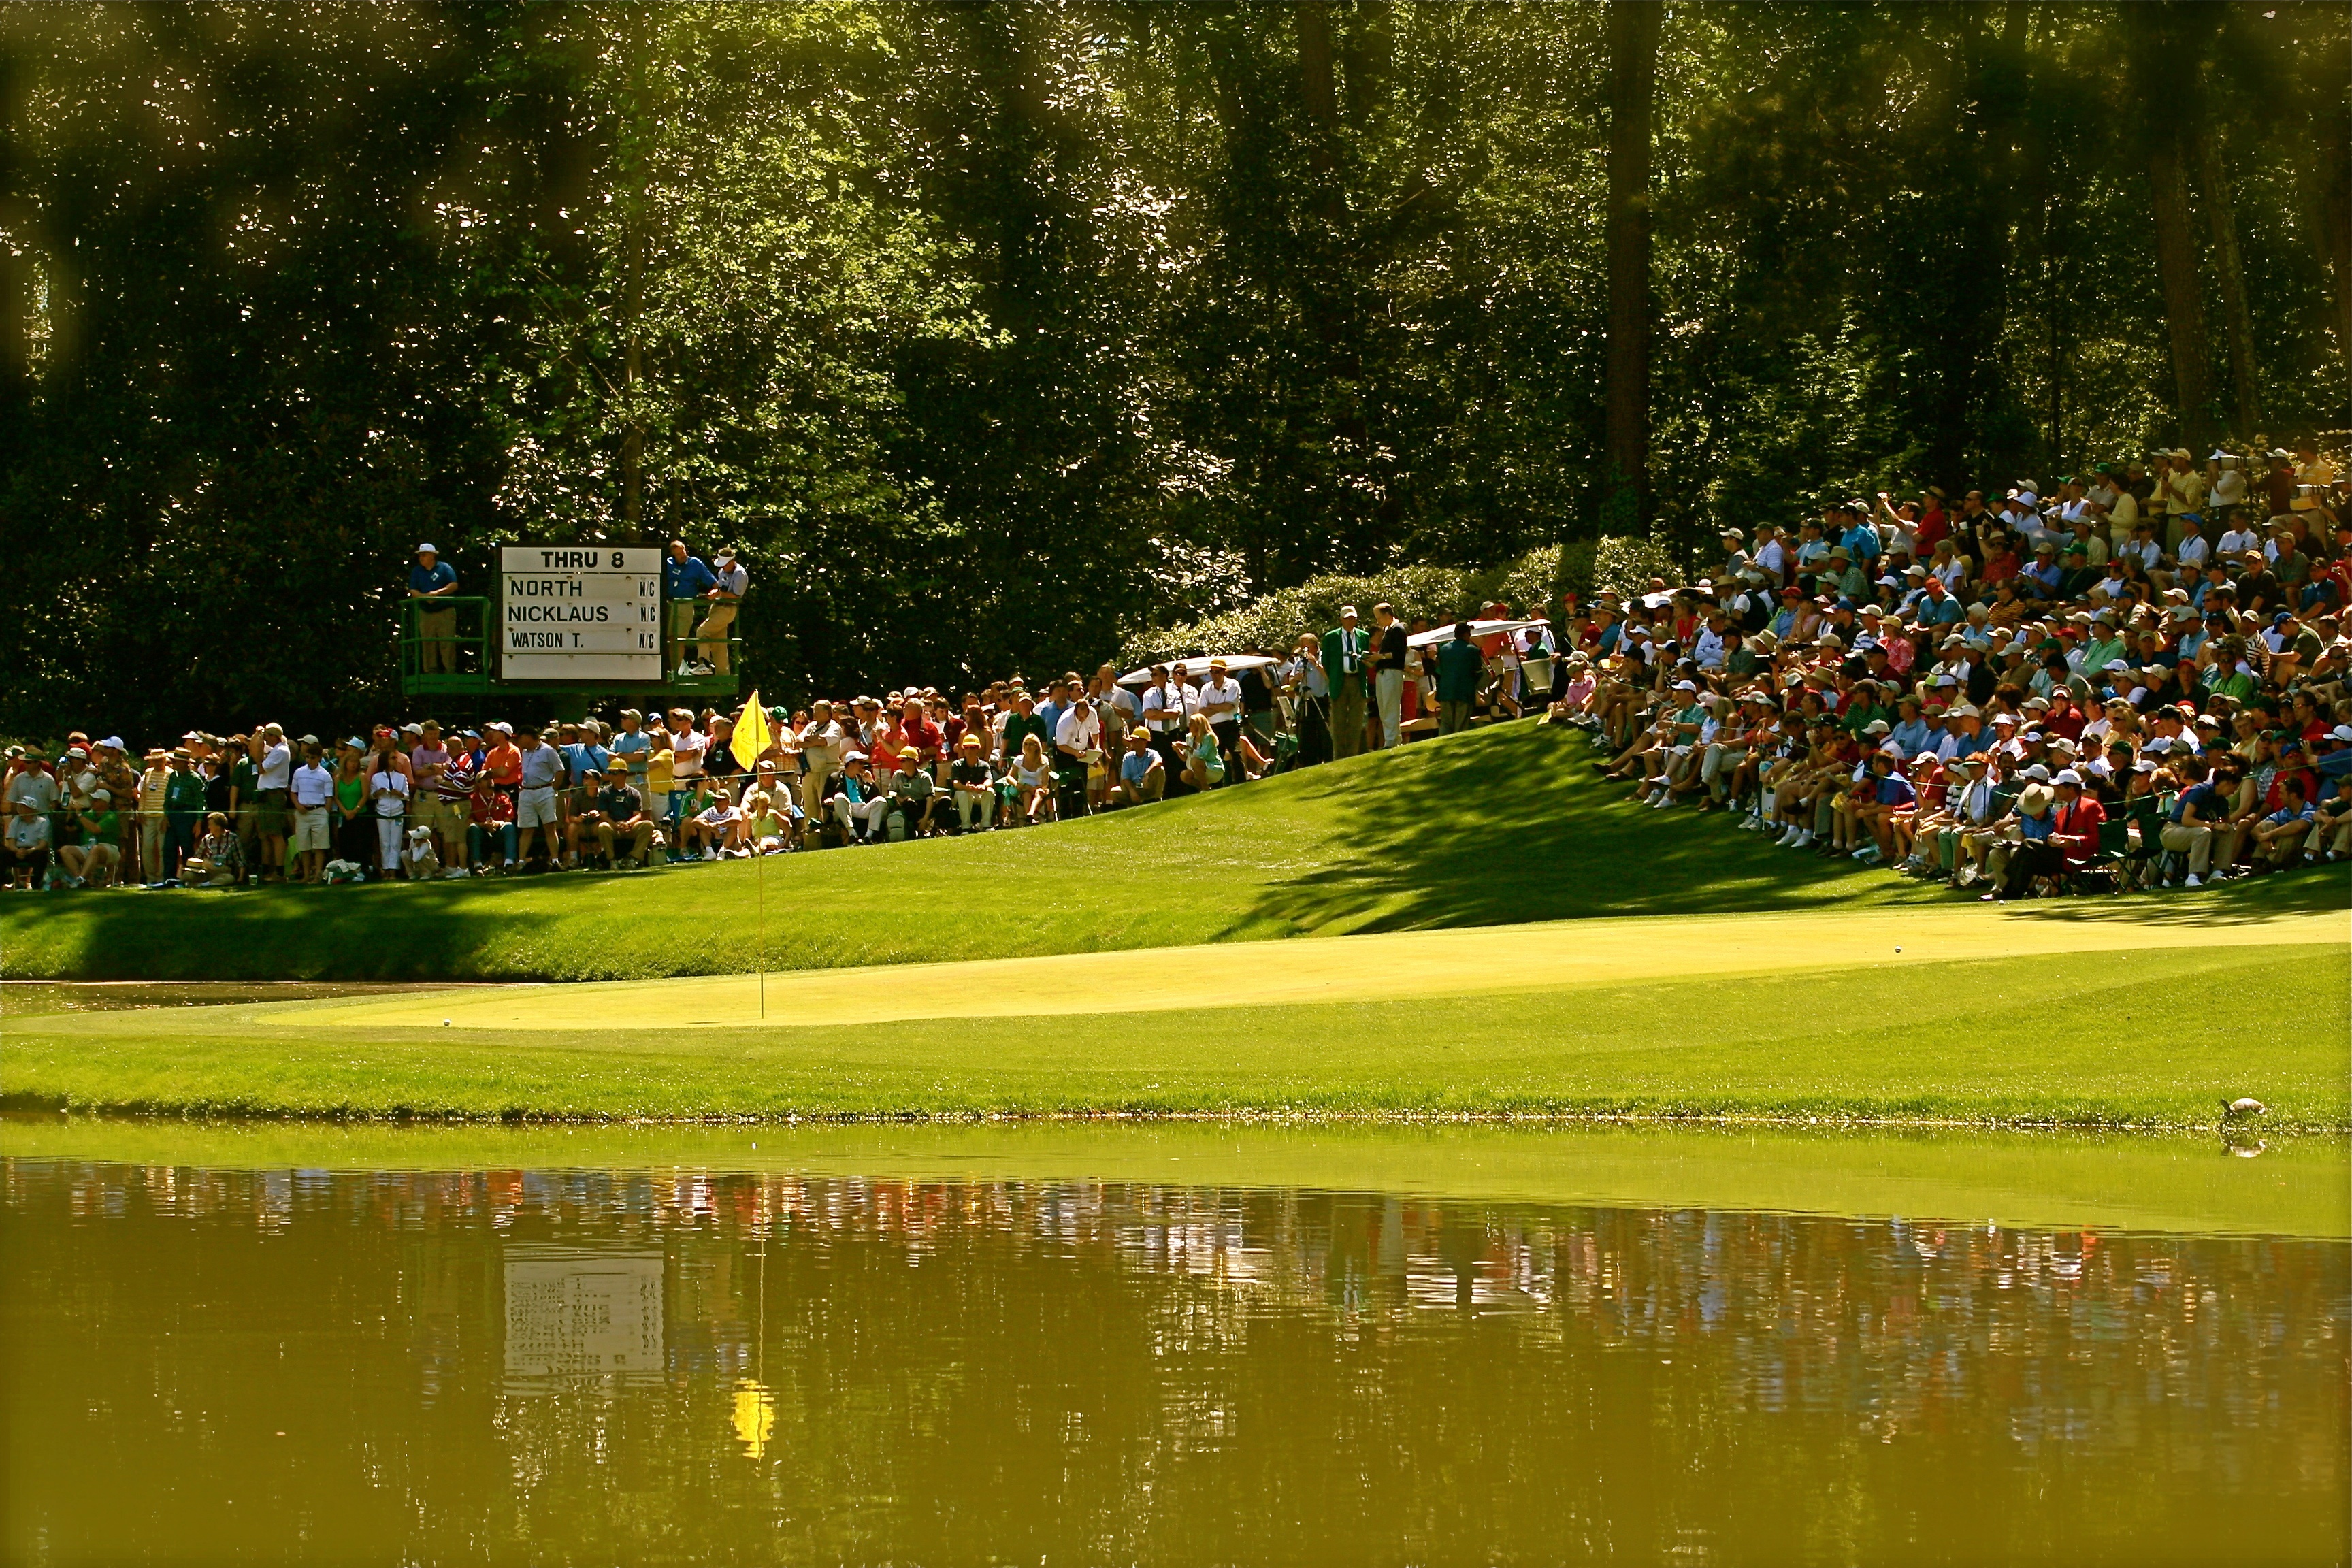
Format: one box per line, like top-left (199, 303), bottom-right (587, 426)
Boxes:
top-left (5, 1158), bottom-right (2345, 1566)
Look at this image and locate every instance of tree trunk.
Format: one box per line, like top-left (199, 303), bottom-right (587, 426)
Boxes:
top-left (621, 218), bottom-right (644, 532)
top-left (2314, 73), bottom-right (2352, 383)
top-left (2128, 3), bottom-right (2213, 444)
top-left (1297, 1), bottom-right (1337, 137)
top-left (1603, 0), bottom-right (1661, 534)
top-left (2146, 122), bottom-right (2214, 446)
top-left (2195, 122), bottom-right (2263, 436)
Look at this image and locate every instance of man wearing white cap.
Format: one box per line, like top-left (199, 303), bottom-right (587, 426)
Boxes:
top-left (408, 544), bottom-right (460, 674)
top-left (694, 547), bottom-right (747, 674)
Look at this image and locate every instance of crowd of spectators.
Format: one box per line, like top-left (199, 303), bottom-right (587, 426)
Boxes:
top-left (1544, 448), bottom-right (2352, 899)
top-left (1, 598), bottom-right (1556, 887)
top-left (9, 448), bottom-right (2346, 897)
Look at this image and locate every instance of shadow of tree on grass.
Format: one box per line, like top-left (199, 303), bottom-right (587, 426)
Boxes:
top-left (1229, 723), bottom-right (1940, 937)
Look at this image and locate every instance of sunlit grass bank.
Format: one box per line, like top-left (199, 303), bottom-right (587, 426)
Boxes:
top-left (6, 942), bottom-right (2342, 1131)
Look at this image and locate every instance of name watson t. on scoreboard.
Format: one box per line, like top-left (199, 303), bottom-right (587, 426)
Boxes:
top-left (500, 547), bottom-right (663, 682)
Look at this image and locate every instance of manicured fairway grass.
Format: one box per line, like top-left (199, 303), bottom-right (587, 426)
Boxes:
top-left (1, 723), bottom-right (1939, 981)
top-left (3, 1117), bottom-right (2339, 1239)
top-left (8, 939), bottom-right (2343, 1130)
top-left (256, 899), bottom-right (2348, 1031)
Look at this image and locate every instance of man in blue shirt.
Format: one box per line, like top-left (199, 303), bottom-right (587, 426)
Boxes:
top-left (664, 540), bottom-right (717, 672)
top-left (408, 544), bottom-right (459, 674)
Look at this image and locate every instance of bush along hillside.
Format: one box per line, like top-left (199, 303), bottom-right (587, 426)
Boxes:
top-left (1120, 538), bottom-right (1681, 666)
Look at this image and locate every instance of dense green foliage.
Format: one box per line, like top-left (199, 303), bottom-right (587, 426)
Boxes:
top-left (3, 2), bottom-right (2347, 736)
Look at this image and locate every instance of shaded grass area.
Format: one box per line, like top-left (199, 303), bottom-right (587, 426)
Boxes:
top-left (3, 1116), bottom-right (2340, 1239)
top-left (7, 943), bottom-right (2342, 1130)
top-left (0, 724), bottom-right (1942, 982)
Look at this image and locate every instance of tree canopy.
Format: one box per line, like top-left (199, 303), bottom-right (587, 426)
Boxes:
top-left (3, 1), bottom-right (2346, 735)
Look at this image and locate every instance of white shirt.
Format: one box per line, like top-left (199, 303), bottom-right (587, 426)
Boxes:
top-left (368, 769), bottom-right (410, 816)
top-left (2210, 469), bottom-right (2248, 507)
top-left (2175, 533), bottom-right (2209, 570)
top-left (257, 742), bottom-right (292, 791)
top-left (1054, 707), bottom-right (1101, 754)
top-left (1196, 677), bottom-right (1241, 717)
top-left (797, 720), bottom-right (841, 765)
top-left (2217, 527), bottom-right (2258, 556)
top-left (671, 728), bottom-right (706, 779)
top-left (1142, 683), bottom-right (1193, 731)
top-left (1754, 539), bottom-right (1786, 579)
top-left (291, 763), bottom-right (336, 808)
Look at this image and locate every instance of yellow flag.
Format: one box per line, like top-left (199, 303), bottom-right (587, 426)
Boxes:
top-left (731, 689), bottom-right (772, 770)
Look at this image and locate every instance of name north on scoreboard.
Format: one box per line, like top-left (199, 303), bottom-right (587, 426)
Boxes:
top-left (496, 545), bottom-right (665, 678)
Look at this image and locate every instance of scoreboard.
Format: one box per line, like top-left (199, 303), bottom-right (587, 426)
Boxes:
top-left (498, 546), bottom-right (664, 682)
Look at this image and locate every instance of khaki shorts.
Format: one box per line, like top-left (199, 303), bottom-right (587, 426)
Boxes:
top-left (293, 806), bottom-right (331, 852)
top-left (254, 788), bottom-right (289, 836)
top-left (517, 786), bottom-right (559, 829)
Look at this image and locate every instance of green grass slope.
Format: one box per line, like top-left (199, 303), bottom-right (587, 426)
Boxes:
top-left (1, 723), bottom-right (1939, 981)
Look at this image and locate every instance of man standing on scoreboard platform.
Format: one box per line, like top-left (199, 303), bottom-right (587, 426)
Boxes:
top-left (694, 547), bottom-right (747, 675)
top-left (664, 539), bottom-right (716, 675)
top-left (408, 544), bottom-right (459, 674)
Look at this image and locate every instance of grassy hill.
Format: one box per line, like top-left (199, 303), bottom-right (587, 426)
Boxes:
top-left (2, 722), bottom-right (1933, 982)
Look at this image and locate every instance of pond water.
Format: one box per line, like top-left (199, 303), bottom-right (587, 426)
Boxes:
top-left (3, 1125), bottom-right (2345, 1566)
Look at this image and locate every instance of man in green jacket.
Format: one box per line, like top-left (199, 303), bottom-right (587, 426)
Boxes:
top-left (1320, 606), bottom-right (1371, 759)
top-left (163, 747), bottom-right (210, 880)
top-left (1435, 623), bottom-right (1486, 734)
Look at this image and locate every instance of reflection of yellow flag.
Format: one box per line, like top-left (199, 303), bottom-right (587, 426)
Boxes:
top-left (732, 1379), bottom-right (776, 1459)
top-left (731, 689), bottom-right (771, 770)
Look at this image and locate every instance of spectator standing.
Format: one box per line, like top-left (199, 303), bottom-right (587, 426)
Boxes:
top-left (368, 748), bottom-right (412, 877)
top-left (1322, 606), bottom-right (1371, 759)
top-left (664, 540), bottom-right (717, 674)
top-left (134, 747), bottom-right (170, 881)
top-left (796, 701), bottom-right (844, 820)
top-left (254, 723), bottom-right (293, 883)
top-left (1197, 660), bottom-right (1243, 777)
top-left (1371, 603), bottom-right (1409, 748)
top-left (289, 739), bottom-right (338, 883)
top-left (515, 728), bottom-right (566, 871)
top-left (1284, 636), bottom-right (1330, 765)
top-left (696, 548), bottom-right (747, 674)
top-left (408, 544), bottom-right (459, 674)
top-left (1436, 623), bottom-right (1484, 734)
top-left (1054, 693), bottom-right (1101, 819)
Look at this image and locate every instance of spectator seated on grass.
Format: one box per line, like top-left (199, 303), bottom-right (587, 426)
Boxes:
top-left (1544, 464), bottom-right (2352, 900)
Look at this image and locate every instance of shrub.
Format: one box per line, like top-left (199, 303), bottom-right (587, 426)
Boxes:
top-left (1117, 537), bottom-right (1680, 666)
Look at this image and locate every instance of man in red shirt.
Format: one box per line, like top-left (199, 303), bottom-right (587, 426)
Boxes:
top-left (897, 695), bottom-right (943, 766)
top-left (1993, 768), bottom-right (2106, 899)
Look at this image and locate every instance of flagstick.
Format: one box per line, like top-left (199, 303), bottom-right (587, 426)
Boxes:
top-left (757, 847), bottom-right (766, 1022)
